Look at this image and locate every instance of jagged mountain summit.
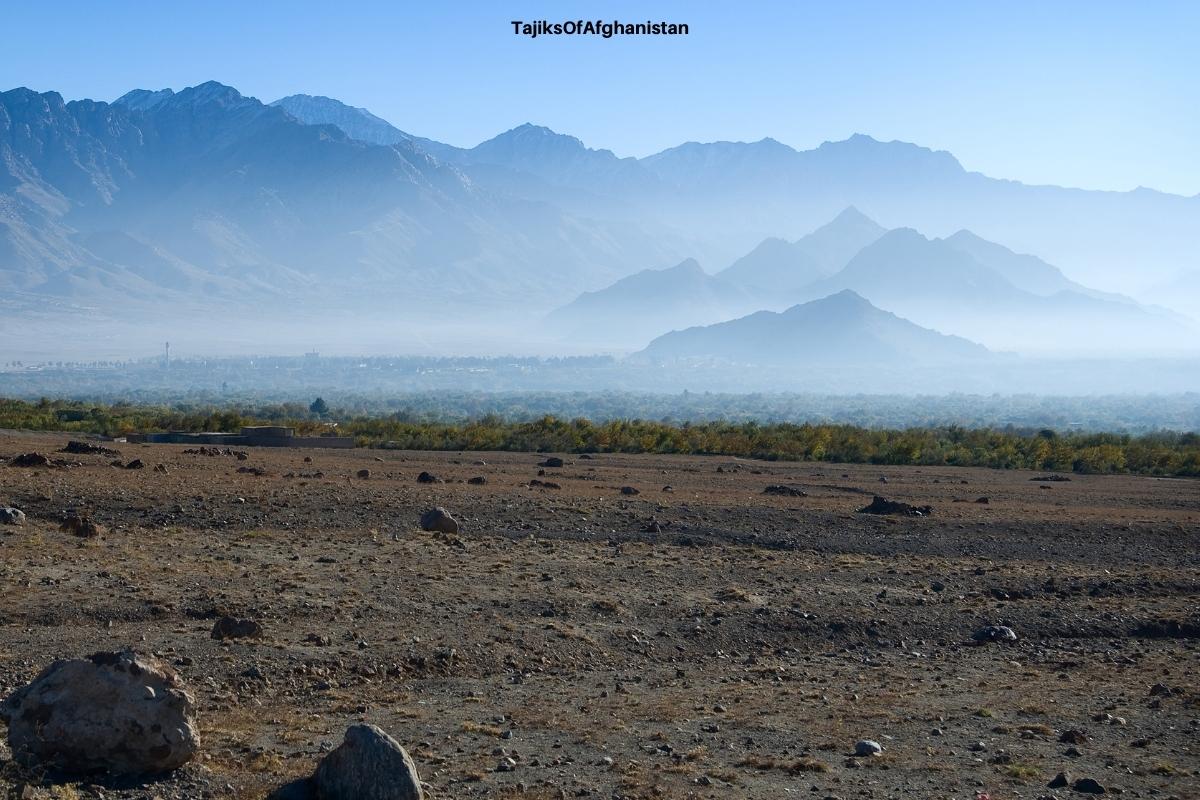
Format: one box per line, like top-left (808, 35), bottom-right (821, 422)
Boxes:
top-left (269, 93), bottom-right (459, 159)
top-left (718, 206), bottom-right (886, 295)
top-left (637, 289), bottom-right (989, 365)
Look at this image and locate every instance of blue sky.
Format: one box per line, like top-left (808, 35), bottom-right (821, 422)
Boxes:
top-left (4, 0), bottom-right (1198, 194)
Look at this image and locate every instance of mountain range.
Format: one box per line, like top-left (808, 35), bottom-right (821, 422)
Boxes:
top-left (1, 81), bottom-right (1198, 359)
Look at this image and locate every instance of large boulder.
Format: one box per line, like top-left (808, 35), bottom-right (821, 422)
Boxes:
top-left (314, 723), bottom-right (423, 799)
top-left (0, 649), bottom-right (199, 775)
top-left (419, 507), bottom-right (460, 534)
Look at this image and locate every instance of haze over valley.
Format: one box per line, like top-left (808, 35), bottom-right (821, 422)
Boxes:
top-left (2, 82), bottom-right (1199, 392)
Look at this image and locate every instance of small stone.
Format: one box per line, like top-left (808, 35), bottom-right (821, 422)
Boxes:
top-left (211, 616), bottom-right (264, 640)
top-left (1048, 771), bottom-right (1070, 788)
top-left (0, 507), bottom-right (26, 525)
top-left (854, 740), bottom-right (883, 757)
top-left (972, 625), bottom-right (1017, 643)
top-left (496, 756), bottom-right (517, 772)
top-left (1073, 777), bottom-right (1106, 794)
top-left (356, 469), bottom-right (371, 479)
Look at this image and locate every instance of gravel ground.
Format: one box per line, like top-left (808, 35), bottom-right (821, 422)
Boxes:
top-left (0, 431), bottom-right (1197, 799)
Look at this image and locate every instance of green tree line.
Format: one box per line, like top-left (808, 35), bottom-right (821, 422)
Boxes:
top-left (1, 398), bottom-right (1197, 476)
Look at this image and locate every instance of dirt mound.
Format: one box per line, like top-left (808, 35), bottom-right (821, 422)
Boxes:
top-left (61, 440), bottom-right (120, 456)
top-left (857, 495), bottom-right (933, 516)
top-left (9, 452), bottom-right (52, 468)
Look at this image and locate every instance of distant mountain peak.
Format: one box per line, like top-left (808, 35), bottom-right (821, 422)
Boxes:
top-left (113, 88), bottom-right (175, 111)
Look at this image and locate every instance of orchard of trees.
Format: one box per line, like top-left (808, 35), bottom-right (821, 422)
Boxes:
top-left (1, 397), bottom-right (1197, 476)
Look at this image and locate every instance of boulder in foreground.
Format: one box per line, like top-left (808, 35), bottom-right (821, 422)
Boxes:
top-left (315, 723), bottom-right (424, 799)
top-left (0, 649), bottom-right (199, 775)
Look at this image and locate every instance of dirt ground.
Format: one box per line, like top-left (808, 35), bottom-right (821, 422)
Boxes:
top-left (0, 430), bottom-right (1197, 799)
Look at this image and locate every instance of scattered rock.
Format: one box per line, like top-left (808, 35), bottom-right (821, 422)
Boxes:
top-left (1059, 729), bottom-right (1088, 744)
top-left (419, 507), bottom-right (460, 534)
top-left (528, 479), bottom-right (561, 489)
top-left (60, 513), bottom-right (102, 538)
top-left (357, 469), bottom-right (371, 479)
top-left (1148, 682), bottom-right (1172, 696)
top-left (0, 507), bottom-right (26, 525)
top-left (972, 625), bottom-right (1018, 643)
top-left (153, 463), bottom-right (168, 473)
top-left (854, 739), bottom-right (883, 757)
top-left (1073, 777), bottom-right (1106, 794)
top-left (1030, 474), bottom-right (1071, 482)
top-left (643, 520), bottom-right (662, 533)
top-left (125, 459), bottom-right (145, 469)
top-left (762, 485), bottom-right (807, 497)
top-left (467, 476), bottom-right (487, 485)
top-left (0, 649), bottom-right (199, 775)
top-left (416, 471), bottom-right (440, 484)
top-left (237, 466), bottom-right (267, 476)
top-left (857, 496), bottom-right (933, 516)
top-left (312, 723), bottom-right (424, 800)
top-left (620, 486), bottom-right (640, 495)
top-left (1048, 771), bottom-right (1070, 788)
top-left (539, 457), bottom-right (564, 468)
top-left (211, 616), bottom-right (264, 640)
top-left (975, 496), bottom-right (990, 504)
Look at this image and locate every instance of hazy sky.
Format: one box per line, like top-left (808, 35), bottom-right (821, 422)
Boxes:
top-left (4, 0), bottom-right (1198, 195)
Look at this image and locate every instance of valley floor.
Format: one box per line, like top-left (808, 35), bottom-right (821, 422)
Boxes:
top-left (0, 432), bottom-right (1197, 799)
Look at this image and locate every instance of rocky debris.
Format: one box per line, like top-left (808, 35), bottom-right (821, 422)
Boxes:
top-left (972, 625), bottom-right (1018, 643)
top-left (1031, 474), bottom-right (1072, 482)
top-left (1148, 682), bottom-right (1172, 696)
top-left (61, 440), bottom-right (120, 456)
top-left (0, 507), bottom-right (26, 525)
top-left (1073, 777), bottom-right (1106, 794)
top-left (620, 486), bottom-right (640, 495)
top-left (184, 447), bottom-right (248, 459)
top-left (529, 479), bottom-right (561, 489)
top-left (1048, 771), bottom-right (1070, 788)
top-left (643, 520), bottom-right (663, 533)
top-left (975, 496), bottom-right (990, 504)
top-left (416, 471), bottom-right (441, 483)
top-left (356, 469), bottom-right (371, 479)
top-left (9, 452), bottom-right (51, 468)
top-left (237, 466), bottom-right (267, 476)
top-left (60, 513), bottom-right (102, 538)
top-left (420, 507), bottom-right (460, 534)
top-left (310, 723), bottom-right (424, 799)
top-left (211, 616), bottom-right (265, 640)
top-left (762, 485), bottom-right (807, 497)
top-left (125, 458), bottom-right (145, 469)
top-left (0, 649), bottom-right (199, 775)
top-left (1059, 729), bottom-right (1088, 744)
top-left (857, 496), bottom-right (933, 516)
top-left (539, 457), bottom-right (564, 468)
top-left (467, 476), bottom-right (487, 485)
top-left (854, 739), bottom-right (883, 757)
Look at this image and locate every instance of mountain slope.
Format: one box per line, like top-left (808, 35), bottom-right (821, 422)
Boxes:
top-left (802, 228), bottom-right (1191, 354)
top-left (545, 258), bottom-right (755, 348)
top-left (638, 289), bottom-right (989, 365)
top-left (268, 94), bottom-right (460, 160)
top-left (719, 206), bottom-right (886, 295)
top-left (0, 83), bottom-right (673, 310)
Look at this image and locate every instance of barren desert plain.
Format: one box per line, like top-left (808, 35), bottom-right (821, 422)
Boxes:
top-left (0, 430), bottom-right (1197, 799)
